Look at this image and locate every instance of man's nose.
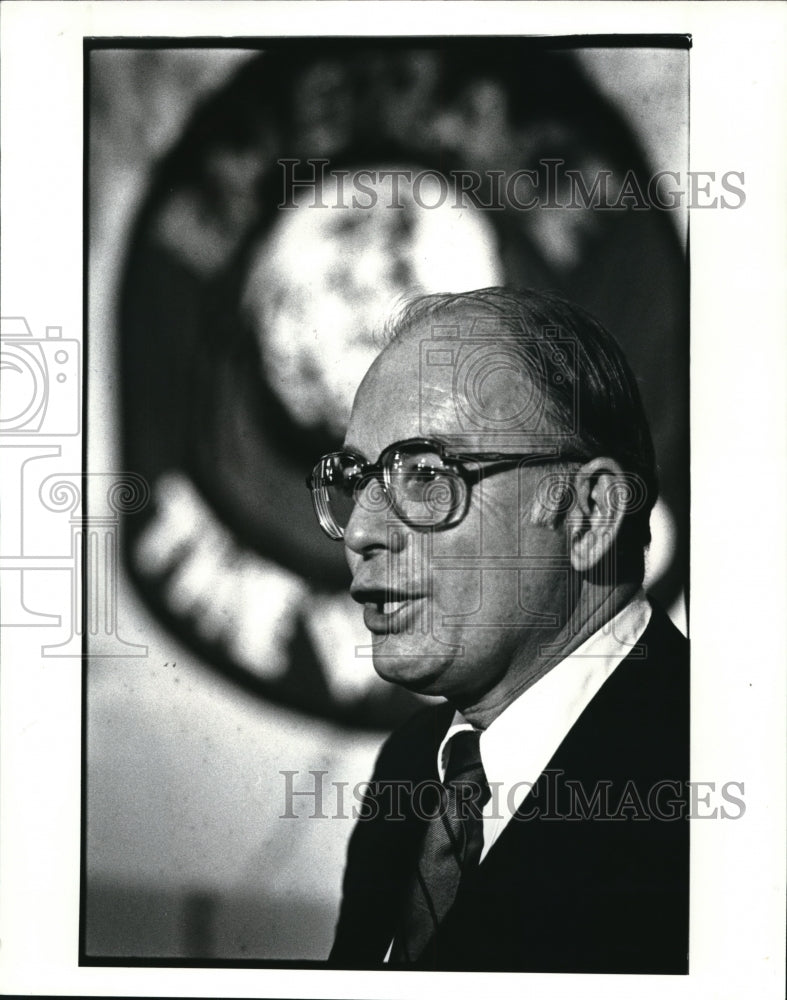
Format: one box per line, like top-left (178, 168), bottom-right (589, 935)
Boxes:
top-left (343, 479), bottom-right (407, 557)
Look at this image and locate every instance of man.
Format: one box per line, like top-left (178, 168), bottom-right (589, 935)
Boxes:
top-left (307, 287), bottom-right (689, 973)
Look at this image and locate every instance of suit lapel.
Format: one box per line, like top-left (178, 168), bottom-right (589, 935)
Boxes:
top-left (467, 604), bottom-right (686, 864)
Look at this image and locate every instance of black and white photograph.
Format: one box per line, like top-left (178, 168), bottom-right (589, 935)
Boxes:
top-left (0, 2), bottom-right (785, 997)
top-left (85, 36), bottom-right (694, 968)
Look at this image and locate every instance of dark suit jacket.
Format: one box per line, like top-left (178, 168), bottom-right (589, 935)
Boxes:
top-left (330, 604), bottom-right (689, 973)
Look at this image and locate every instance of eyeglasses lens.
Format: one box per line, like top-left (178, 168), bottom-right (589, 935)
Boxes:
top-left (315, 454), bottom-right (359, 538)
top-left (311, 446), bottom-right (468, 538)
top-left (387, 446), bottom-right (466, 527)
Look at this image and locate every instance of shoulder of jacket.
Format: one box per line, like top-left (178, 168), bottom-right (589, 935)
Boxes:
top-left (374, 701), bottom-right (454, 777)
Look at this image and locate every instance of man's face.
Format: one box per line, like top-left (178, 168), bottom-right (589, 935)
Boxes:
top-left (343, 319), bottom-right (573, 716)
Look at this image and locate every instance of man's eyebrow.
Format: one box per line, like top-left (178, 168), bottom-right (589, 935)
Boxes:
top-left (345, 437), bottom-right (458, 464)
top-left (341, 442), bottom-right (368, 461)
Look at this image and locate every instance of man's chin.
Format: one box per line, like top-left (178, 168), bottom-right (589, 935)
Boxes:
top-left (371, 647), bottom-right (454, 695)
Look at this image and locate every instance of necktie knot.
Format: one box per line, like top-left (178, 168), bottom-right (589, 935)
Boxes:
top-left (443, 730), bottom-right (490, 819)
top-left (444, 729), bottom-right (485, 784)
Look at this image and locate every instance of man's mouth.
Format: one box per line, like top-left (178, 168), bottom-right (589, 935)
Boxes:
top-left (378, 599), bottom-right (406, 614)
top-left (363, 597), bottom-right (422, 634)
top-left (350, 586), bottom-right (424, 634)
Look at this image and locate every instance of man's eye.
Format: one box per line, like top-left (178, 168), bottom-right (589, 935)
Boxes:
top-left (341, 467), bottom-right (363, 488)
top-left (400, 461), bottom-right (441, 485)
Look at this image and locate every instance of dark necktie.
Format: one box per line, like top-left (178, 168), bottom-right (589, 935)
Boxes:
top-left (390, 728), bottom-right (491, 963)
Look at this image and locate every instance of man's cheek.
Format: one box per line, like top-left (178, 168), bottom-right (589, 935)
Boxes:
top-left (432, 567), bottom-right (485, 625)
top-left (432, 508), bottom-right (484, 559)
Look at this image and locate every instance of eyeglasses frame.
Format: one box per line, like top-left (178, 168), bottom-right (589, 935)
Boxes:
top-left (306, 436), bottom-right (586, 541)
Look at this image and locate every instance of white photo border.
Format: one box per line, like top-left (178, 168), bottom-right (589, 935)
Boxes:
top-left (1, 2), bottom-right (785, 998)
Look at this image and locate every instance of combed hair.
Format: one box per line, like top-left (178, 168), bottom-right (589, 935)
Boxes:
top-left (385, 287), bottom-right (658, 577)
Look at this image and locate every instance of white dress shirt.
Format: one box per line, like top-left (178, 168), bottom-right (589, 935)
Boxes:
top-left (436, 590), bottom-right (652, 861)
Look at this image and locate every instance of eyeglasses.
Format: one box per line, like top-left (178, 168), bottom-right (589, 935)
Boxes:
top-left (306, 437), bottom-right (583, 540)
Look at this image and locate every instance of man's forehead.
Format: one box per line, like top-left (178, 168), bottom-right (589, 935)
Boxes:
top-left (345, 310), bottom-right (535, 457)
top-left (344, 336), bottom-right (453, 455)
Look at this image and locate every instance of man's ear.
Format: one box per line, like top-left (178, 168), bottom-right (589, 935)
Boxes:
top-left (566, 457), bottom-right (629, 573)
